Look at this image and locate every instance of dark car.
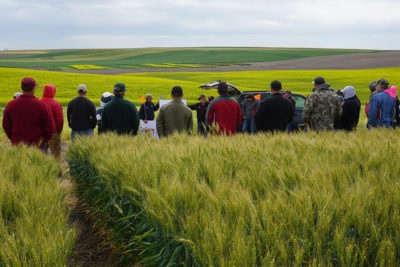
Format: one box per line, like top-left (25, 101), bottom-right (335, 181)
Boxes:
top-left (200, 81), bottom-right (307, 130)
top-left (237, 91), bottom-right (306, 130)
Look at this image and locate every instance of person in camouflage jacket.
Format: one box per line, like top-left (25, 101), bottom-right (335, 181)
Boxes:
top-left (303, 77), bottom-right (342, 131)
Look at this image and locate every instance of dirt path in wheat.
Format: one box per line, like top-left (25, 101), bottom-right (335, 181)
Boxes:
top-left (56, 144), bottom-right (114, 267)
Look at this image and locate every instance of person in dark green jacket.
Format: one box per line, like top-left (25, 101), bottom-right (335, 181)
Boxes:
top-left (156, 86), bottom-right (193, 138)
top-left (101, 83), bottom-right (139, 135)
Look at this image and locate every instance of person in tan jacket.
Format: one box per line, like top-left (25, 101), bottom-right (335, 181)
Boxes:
top-left (156, 86), bottom-right (193, 138)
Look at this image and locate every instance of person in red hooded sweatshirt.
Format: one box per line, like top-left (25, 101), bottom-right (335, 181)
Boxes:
top-left (2, 77), bottom-right (52, 149)
top-left (40, 84), bottom-right (64, 157)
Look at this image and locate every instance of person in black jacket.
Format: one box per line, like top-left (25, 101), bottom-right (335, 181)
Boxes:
top-left (67, 84), bottom-right (97, 141)
top-left (139, 94), bottom-right (159, 122)
top-left (188, 94), bottom-right (209, 136)
top-left (339, 86), bottom-right (361, 131)
top-left (283, 90), bottom-right (296, 133)
top-left (255, 80), bottom-right (294, 133)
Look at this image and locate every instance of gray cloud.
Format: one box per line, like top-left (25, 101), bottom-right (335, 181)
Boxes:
top-left (0, 0), bottom-right (399, 49)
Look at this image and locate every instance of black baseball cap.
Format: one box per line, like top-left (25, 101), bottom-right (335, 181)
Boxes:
top-left (313, 76), bottom-right (325, 85)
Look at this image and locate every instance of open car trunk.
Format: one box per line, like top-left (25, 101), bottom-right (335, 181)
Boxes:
top-left (199, 81), bottom-right (242, 97)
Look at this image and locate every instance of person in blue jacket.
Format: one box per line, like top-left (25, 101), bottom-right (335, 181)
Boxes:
top-left (367, 79), bottom-right (396, 129)
top-left (139, 94), bottom-right (159, 122)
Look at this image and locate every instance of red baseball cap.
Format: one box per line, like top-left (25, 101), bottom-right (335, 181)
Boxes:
top-left (21, 77), bottom-right (39, 91)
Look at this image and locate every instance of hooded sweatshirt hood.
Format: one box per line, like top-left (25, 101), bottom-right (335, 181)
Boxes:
top-left (42, 84), bottom-right (56, 98)
top-left (384, 86), bottom-right (397, 99)
top-left (342, 86), bottom-right (356, 100)
top-left (312, 83), bottom-right (330, 92)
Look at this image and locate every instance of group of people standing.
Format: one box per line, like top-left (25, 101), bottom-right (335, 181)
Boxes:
top-left (2, 76), bottom-right (398, 157)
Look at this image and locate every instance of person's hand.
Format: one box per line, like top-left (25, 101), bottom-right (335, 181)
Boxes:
top-left (144, 120), bottom-right (148, 123)
top-left (243, 116), bottom-right (246, 119)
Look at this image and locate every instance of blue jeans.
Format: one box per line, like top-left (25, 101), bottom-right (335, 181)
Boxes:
top-left (197, 122), bottom-right (207, 136)
top-left (71, 129), bottom-right (94, 142)
top-left (242, 117), bottom-right (256, 134)
top-left (287, 122), bottom-right (293, 133)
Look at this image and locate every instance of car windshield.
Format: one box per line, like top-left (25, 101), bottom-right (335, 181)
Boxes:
top-left (291, 95), bottom-right (305, 107)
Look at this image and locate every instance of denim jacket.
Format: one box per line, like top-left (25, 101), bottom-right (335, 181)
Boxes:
top-left (367, 91), bottom-right (396, 128)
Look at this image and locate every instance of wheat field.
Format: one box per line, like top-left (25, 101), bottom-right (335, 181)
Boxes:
top-left (0, 145), bottom-right (75, 266)
top-left (67, 129), bottom-right (400, 266)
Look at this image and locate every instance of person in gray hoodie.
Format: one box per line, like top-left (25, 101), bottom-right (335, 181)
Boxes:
top-left (240, 94), bottom-right (260, 134)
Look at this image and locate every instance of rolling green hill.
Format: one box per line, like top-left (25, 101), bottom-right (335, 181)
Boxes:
top-left (0, 47), bottom-right (379, 71)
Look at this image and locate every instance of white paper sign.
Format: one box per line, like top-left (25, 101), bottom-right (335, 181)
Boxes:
top-left (159, 99), bottom-right (187, 108)
top-left (139, 120), bottom-right (159, 139)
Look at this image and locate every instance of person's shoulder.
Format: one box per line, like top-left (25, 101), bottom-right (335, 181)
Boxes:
top-left (84, 97), bottom-right (95, 105)
top-left (307, 92), bottom-right (318, 100)
top-left (222, 96), bottom-right (240, 106)
top-left (68, 96), bottom-right (82, 106)
top-left (69, 96), bottom-right (79, 103)
top-left (122, 98), bottom-right (133, 105)
top-left (4, 98), bottom-right (18, 109)
top-left (48, 97), bottom-right (61, 106)
top-left (33, 98), bottom-right (51, 112)
top-left (183, 104), bottom-right (192, 113)
top-left (159, 101), bottom-right (171, 111)
top-left (163, 101), bottom-right (173, 108)
top-left (281, 96), bottom-right (292, 104)
top-left (125, 99), bottom-right (137, 109)
top-left (29, 96), bottom-right (45, 105)
top-left (326, 92), bottom-right (339, 100)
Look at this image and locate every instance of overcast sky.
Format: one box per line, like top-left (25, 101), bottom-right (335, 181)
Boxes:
top-left (0, 0), bottom-right (399, 50)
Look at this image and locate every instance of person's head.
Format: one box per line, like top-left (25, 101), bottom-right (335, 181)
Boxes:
top-left (145, 94), bottom-right (153, 102)
top-left (313, 76), bottom-right (325, 88)
top-left (342, 86), bottom-right (356, 100)
top-left (198, 94), bottom-right (206, 103)
top-left (113, 82), bottom-right (127, 97)
top-left (217, 82), bottom-right (229, 95)
top-left (77, 84), bottom-right (87, 96)
top-left (376, 79), bottom-right (389, 91)
top-left (171, 86), bottom-right (183, 99)
top-left (100, 92), bottom-right (113, 107)
top-left (13, 92), bottom-right (22, 99)
top-left (21, 77), bottom-right (38, 95)
top-left (246, 94), bottom-right (254, 102)
top-left (335, 89), bottom-right (344, 97)
top-left (369, 81), bottom-right (377, 93)
top-left (270, 80), bottom-right (282, 93)
top-left (283, 89), bottom-right (292, 98)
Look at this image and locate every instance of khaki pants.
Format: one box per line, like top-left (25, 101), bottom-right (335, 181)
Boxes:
top-left (46, 132), bottom-right (61, 158)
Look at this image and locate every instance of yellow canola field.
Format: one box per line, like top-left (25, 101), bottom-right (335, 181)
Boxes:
top-left (0, 67), bottom-right (399, 106)
top-left (69, 65), bottom-right (106, 70)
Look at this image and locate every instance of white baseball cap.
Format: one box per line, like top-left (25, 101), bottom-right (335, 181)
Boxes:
top-left (77, 84), bottom-right (87, 93)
